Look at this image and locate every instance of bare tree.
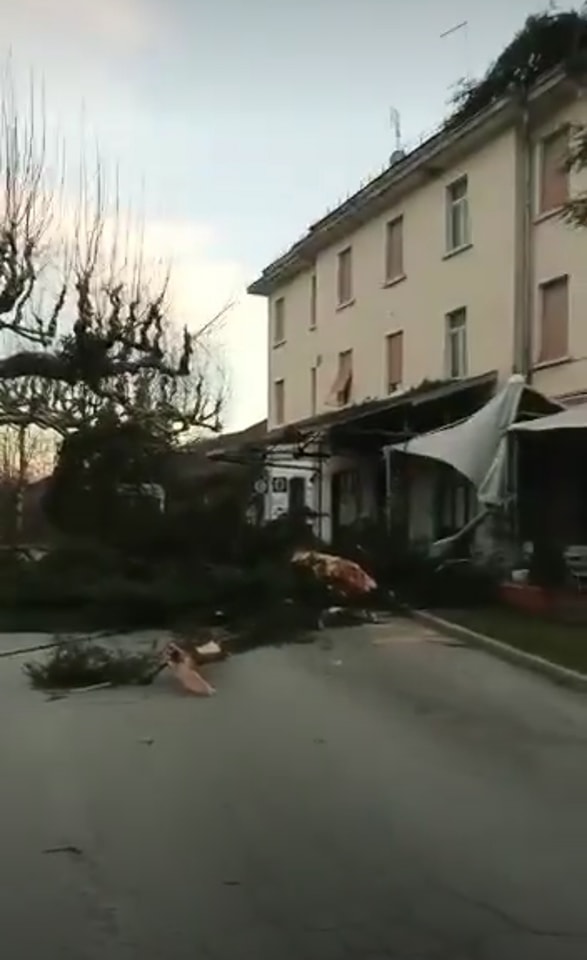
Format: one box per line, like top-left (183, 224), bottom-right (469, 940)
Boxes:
top-left (0, 423), bottom-right (56, 481)
top-left (0, 422), bottom-right (57, 543)
top-left (0, 67), bottom-right (226, 436)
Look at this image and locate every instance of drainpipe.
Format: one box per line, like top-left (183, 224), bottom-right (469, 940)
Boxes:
top-left (514, 95), bottom-right (534, 382)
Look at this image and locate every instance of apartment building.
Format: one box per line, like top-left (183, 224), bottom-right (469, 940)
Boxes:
top-left (251, 67), bottom-right (587, 421)
top-left (248, 66), bottom-right (587, 540)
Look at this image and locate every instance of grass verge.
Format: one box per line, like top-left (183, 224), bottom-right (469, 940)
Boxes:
top-left (435, 606), bottom-right (587, 675)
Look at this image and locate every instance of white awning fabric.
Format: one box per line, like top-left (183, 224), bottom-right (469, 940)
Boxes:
top-left (509, 403), bottom-right (587, 433)
top-left (384, 375), bottom-right (564, 507)
top-left (386, 377), bottom-right (526, 489)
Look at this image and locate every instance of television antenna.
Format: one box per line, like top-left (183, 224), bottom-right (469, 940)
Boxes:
top-left (389, 107), bottom-right (401, 152)
top-left (388, 107), bottom-right (405, 164)
top-left (440, 18), bottom-right (471, 99)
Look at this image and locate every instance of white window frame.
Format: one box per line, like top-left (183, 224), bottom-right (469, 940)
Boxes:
top-left (273, 297), bottom-right (285, 345)
top-left (309, 272), bottom-right (317, 329)
top-left (537, 125), bottom-right (570, 216)
top-left (335, 349), bottom-right (353, 406)
top-left (310, 365), bottom-right (317, 415)
top-left (445, 307), bottom-right (468, 378)
top-left (445, 176), bottom-right (470, 253)
top-left (384, 215), bottom-right (404, 283)
top-left (273, 378), bottom-right (285, 424)
top-left (386, 330), bottom-right (404, 393)
top-left (337, 246), bottom-right (353, 307)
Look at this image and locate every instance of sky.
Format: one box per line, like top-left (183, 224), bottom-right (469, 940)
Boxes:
top-left (1, 0), bottom-right (570, 430)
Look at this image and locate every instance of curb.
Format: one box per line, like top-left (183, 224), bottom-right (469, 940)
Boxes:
top-left (407, 607), bottom-right (587, 693)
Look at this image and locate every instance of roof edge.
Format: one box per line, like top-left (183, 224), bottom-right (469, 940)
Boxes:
top-left (263, 370), bottom-right (498, 446)
top-left (248, 66), bottom-right (573, 297)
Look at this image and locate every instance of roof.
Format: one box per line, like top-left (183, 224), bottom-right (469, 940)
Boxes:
top-left (181, 419), bottom-right (267, 456)
top-left (384, 377), bottom-right (562, 505)
top-left (509, 403), bottom-right (587, 433)
top-left (263, 371), bottom-right (497, 446)
top-left (172, 419), bottom-right (267, 480)
top-left (248, 67), bottom-right (575, 297)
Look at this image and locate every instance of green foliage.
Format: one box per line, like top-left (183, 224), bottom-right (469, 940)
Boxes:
top-left (156, 472), bottom-right (259, 563)
top-left (529, 537), bottom-right (567, 588)
top-left (448, 10), bottom-right (587, 128)
top-left (43, 415), bottom-right (172, 544)
top-left (563, 121), bottom-right (587, 226)
top-left (24, 637), bottom-right (161, 689)
top-left (390, 551), bottom-right (499, 609)
top-left (237, 511), bottom-right (323, 564)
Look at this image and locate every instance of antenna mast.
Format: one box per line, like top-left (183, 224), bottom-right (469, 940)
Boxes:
top-left (389, 107), bottom-right (401, 152)
top-left (440, 18), bottom-right (471, 98)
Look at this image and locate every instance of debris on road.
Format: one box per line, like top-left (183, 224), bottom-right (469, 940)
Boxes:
top-left (24, 636), bottom-right (162, 691)
top-left (24, 634), bottom-right (218, 697)
top-left (320, 606), bottom-right (376, 627)
top-left (43, 845), bottom-right (84, 857)
top-left (164, 642), bottom-right (215, 696)
top-left (292, 550), bottom-right (377, 605)
top-left (194, 639), bottom-right (224, 663)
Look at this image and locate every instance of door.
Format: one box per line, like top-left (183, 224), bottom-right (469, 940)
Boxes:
top-left (288, 476), bottom-right (306, 516)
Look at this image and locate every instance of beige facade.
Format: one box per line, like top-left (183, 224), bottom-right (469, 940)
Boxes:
top-left (531, 97), bottom-right (587, 401)
top-left (249, 69), bottom-right (587, 430)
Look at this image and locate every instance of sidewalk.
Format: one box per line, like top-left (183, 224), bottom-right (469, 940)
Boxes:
top-left (410, 606), bottom-right (587, 692)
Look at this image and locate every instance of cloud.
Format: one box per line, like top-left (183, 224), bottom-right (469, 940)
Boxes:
top-left (134, 219), bottom-right (267, 431)
top-left (12, 0), bottom-right (156, 51)
top-left (0, 169), bottom-right (266, 431)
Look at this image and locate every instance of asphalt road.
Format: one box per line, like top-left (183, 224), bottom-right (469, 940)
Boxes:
top-left (1, 618), bottom-right (587, 960)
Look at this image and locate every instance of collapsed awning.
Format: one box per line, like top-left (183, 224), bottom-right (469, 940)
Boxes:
top-left (263, 370), bottom-right (497, 449)
top-left (385, 376), bottom-right (563, 506)
top-left (386, 377), bottom-right (527, 487)
top-left (509, 403), bottom-right (587, 433)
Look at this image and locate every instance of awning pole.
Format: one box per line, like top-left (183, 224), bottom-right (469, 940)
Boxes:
top-left (506, 431), bottom-right (519, 543)
top-left (512, 432), bottom-right (520, 544)
top-left (384, 447), bottom-right (392, 531)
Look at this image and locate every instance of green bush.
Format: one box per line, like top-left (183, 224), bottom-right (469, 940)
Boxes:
top-left (392, 552), bottom-right (500, 609)
top-left (24, 637), bottom-right (161, 689)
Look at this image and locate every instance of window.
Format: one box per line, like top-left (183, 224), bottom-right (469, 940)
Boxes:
top-left (310, 365), bottom-right (317, 415)
top-left (328, 349), bottom-right (353, 406)
top-left (273, 297), bottom-right (285, 345)
top-left (538, 275), bottom-right (569, 363)
top-left (386, 331), bottom-right (403, 392)
top-left (334, 469), bottom-right (362, 528)
top-left (337, 246), bottom-right (353, 306)
top-left (310, 273), bottom-right (317, 329)
top-left (435, 468), bottom-right (475, 538)
top-left (539, 128), bottom-right (569, 214)
top-left (385, 216), bottom-right (404, 282)
top-left (445, 307), bottom-right (468, 378)
top-left (274, 378), bottom-right (285, 424)
top-left (288, 476), bottom-right (306, 515)
top-left (337, 350), bottom-right (353, 405)
top-left (445, 176), bottom-right (470, 252)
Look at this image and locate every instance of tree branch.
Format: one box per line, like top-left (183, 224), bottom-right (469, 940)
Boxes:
top-left (0, 63), bottom-right (227, 438)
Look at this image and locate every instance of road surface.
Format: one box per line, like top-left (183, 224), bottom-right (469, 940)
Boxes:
top-left (1, 618), bottom-right (586, 959)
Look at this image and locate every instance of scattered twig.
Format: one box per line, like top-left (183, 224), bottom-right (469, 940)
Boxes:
top-left (42, 845), bottom-right (83, 857)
